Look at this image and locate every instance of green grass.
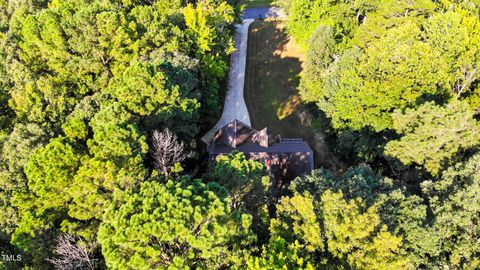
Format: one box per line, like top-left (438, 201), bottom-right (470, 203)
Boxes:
top-left (240, 0), bottom-right (273, 8)
top-left (244, 20), bottom-right (345, 172)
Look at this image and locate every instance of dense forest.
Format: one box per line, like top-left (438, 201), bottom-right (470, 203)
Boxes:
top-left (275, 0), bottom-right (480, 269)
top-left (1, 0), bottom-right (479, 269)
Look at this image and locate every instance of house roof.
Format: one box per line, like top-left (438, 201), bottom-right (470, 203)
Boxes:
top-left (210, 119), bottom-right (315, 179)
top-left (214, 119), bottom-right (255, 148)
top-left (210, 139), bottom-right (313, 155)
top-left (211, 119), bottom-right (313, 155)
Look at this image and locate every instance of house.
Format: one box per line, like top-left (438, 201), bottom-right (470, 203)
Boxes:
top-left (208, 119), bottom-right (314, 180)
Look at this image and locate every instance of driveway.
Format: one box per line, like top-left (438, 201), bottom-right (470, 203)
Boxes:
top-left (201, 19), bottom-right (255, 143)
top-left (201, 8), bottom-right (286, 144)
top-left (242, 7), bottom-right (286, 19)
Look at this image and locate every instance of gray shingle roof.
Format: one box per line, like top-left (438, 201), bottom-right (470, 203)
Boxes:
top-left (214, 119), bottom-right (255, 148)
top-left (211, 119), bottom-right (313, 155)
top-left (210, 137), bottom-right (313, 155)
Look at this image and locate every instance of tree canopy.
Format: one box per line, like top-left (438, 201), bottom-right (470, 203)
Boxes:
top-left (385, 101), bottom-right (480, 175)
top-left (0, 0), bottom-right (239, 268)
top-left (98, 179), bottom-right (254, 270)
top-left (2, 0), bottom-right (480, 268)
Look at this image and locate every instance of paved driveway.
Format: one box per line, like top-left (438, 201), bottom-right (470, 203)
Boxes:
top-left (242, 7), bottom-right (286, 19)
top-left (201, 19), bottom-right (255, 143)
top-left (201, 8), bottom-right (287, 143)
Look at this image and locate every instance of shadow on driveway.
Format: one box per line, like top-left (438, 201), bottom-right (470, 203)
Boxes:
top-left (243, 7), bottom-right (285, 20)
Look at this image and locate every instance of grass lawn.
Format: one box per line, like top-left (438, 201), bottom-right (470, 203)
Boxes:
top-left (244, 19), bottom-right (345, 172)
top-left (240, 0), bottom-right (273, 7)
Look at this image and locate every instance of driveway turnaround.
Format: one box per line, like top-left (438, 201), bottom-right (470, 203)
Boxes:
top-left (242, 7), bottom-right (286, 20)
top-left (201, 19), bottom-right (254, 144)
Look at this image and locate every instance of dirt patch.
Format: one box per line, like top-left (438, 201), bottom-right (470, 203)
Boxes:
top-left (244, 19), bottom-right (346, 174)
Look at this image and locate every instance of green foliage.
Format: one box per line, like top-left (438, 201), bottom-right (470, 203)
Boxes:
top-left (183, 0), bottom-right (236, 123)
top-left (292, 167), bottom-right (438, 268)
top-left (206, 151), bottom-right (270, 245)
top-left (291, 166), bottom-right (393, 205)
top-left (2, 0), bottom-right (235, 130)
top-left (334, 128), bottom-right (388, 162)
top-left (422, 153), bottom-right (480, 269)
top-left (24, 137), bottom-right (82, 207)
top-left (423, 9), bottom-right (480, 107)
top-left (289, 0), bottom-right (480, 164)
top-left (0, 123), bottom-right (49, 269)
top-left (281, 0), bottom-right (379, 47)
top-left (385, 101), bottom-right (480, 175)
top-left (61, 95), bottom-right (100, 141)
top-left (298, 25), bottom-right (336, 103)
top-left (262, 193), bottom-right (323, 269)
top-left (69, 157), bottom-right (143, 221)
top-left (87, 103), bottom-right (148, 160)
top-left (319, 22), bottom-right (452, 132)
top-left (98, 179), bottom-right (254, 270)
top-left (184, 0), bottom-right (235, 57)
top-left (248, 190), bottom-right (410, 269)
top-left (107, 61), bottom-right (200, 123)
top-left (207, 151), bottom-right (269, 210)
top-left (350, 0), bottom-right (437, 48)
top-left (322, 190), bottom-right (410, 269)
top-left (3, 0), bottom-right (480, 268)
top-left (0, 0), bottom-right (238, 266)
top-left (11, 136), bottom-right (83, 264)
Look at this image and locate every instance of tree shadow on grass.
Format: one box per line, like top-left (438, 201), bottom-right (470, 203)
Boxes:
top-left (244, 19), bottom-right (346, 174)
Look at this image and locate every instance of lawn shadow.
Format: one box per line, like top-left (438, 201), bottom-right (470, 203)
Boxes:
top-left (244, 19), bottom-right (346, 174)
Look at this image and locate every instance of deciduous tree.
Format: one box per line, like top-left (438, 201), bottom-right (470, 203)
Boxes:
top-left (150, 128), bottom-right (185, 178)
top-left (385, 101), bottom-right (480, 176)
top-left (422, 153), bottom-right (480, 269)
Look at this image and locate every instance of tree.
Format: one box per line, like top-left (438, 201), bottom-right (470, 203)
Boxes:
top-left (249, 193), bottom-right (323, 270)
top-left (292, 167), bottom-right (438, 268)
top-left (291, 166), bottom-right (391, 205)
top-left (319, 22), bottom-right (452, 132)
top-left (321, 190), bottom-right (410, 269)
top-left (98, 178), bottom-right (254, 270)
top-left (107, 61), bottom-right (200, 125)
top-left (350, 0), bottom-right (437, 48)
top-left (150, 128), bottom-right (185, 179)
top-left (0, 123), bottom-right (49, 235)
top-left (87, 103), bottom-right (148, 166)
top-left (47, 233), bottom-right (96, 270)
top-left (183, 0), bottom-right (236, 123)
top-left (385, 101), bottom-right (480, 176)
top-left (280, 0), bottom-right (379, 47)
top-left (206, 151), bottom-right (269, 210)
top-left (206, 151), bottom-right (270, 245)
top-left (68, 157), bottom-right (144, 223)
top-left (422, 153), bottom-right (480, 269)
top-left (67, 102), bottom-right (148, 235)
top-left (23, 137), bottom-right (82, 210)
top-left (248, 190), bottom-right (410, 269)
top-left (0, 0), bottom-right (240, 267)
top-left (11, 136), bottom-right (83, 265)
top-left (61, 95), bottom-right (100, 141)
top-left (298, 25), bottom-right (336, 103)
top-left (423, 9), bottom-right (480, 109)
